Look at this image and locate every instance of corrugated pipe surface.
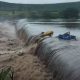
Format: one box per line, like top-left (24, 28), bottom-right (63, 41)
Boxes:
top-left (36, 37), bottom-right (80, 80)
top-left (16, 19), bottom-right (80, 80)
top-left (16, 19), bottom-right (41, 45)
top-left (16, 19), bottom-right (52, 45)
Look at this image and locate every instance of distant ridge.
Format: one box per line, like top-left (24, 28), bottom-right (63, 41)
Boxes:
top-left (0, 1), bottom-right (80, 12)
top-left (0, 1), bottom-right (80, 4)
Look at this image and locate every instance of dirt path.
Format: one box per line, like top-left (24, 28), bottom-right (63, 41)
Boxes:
top-left (0, 21), bottom-right (52, 80)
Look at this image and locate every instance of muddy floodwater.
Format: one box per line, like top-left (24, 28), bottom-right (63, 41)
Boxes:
top-left (0, 21), bottom-right (52, 80)
top-left (0, 19), bottom-right (80, 80)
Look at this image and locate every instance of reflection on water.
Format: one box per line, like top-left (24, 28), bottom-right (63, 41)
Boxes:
top-left (63, 19), bottom-right (80, 28)
top-left (65, 23), bottom-right (78, 28)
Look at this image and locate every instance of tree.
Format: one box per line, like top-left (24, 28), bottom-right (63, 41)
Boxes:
top-left (62, 7), bottom-right (79, 19)
top-left (62, 7), bottom-right (79, 28)
top-left (42, 12), bottom-right (52, 19)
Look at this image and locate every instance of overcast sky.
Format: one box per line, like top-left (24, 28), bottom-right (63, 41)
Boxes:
top-left (0, 0), bottom-right (80, 4)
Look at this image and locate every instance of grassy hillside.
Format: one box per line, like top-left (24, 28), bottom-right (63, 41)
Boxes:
top-left (0, 1), bottom-right (80, 12)
top-left (0, 1), bottom-right (80, 19)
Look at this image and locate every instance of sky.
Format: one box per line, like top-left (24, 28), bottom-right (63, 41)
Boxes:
top-left (0, 0), bottom-right (80, 4)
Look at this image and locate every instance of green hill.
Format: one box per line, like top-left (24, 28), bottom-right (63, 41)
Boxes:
top-left (0, 1), bottom-right (80, 12)
top-left (0, 1), bottom-right (80, 19)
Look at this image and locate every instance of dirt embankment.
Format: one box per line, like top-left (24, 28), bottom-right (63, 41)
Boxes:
top-left (0, 21), bottom-right (52, 80)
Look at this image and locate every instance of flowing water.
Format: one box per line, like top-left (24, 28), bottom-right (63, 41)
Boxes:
top-left (16, 19), bottom-right (80, 80)
top-left (28, 20), bottom-right (80, 80)
top-left (28, 22), bottom-right (80, 37)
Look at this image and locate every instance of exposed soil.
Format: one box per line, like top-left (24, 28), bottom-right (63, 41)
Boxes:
top-left (0, 21), bottom-right (52, 80)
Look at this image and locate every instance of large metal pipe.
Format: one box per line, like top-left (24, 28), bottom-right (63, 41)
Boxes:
top-left (16, 19), bottom-right (53, 45)
top-left (15, 19), bottom-right (37, 44)
top-left (36, 38), bottom-right (80, 80)
top-left (16, 19), bottom-right (80, 80)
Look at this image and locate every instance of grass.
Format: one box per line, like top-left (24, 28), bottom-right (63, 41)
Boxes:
top-left (0, 66), bottom-right (14, 80)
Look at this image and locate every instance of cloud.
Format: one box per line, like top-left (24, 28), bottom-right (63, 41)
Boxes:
top-left (0, 0), bottom-right (80, 4)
